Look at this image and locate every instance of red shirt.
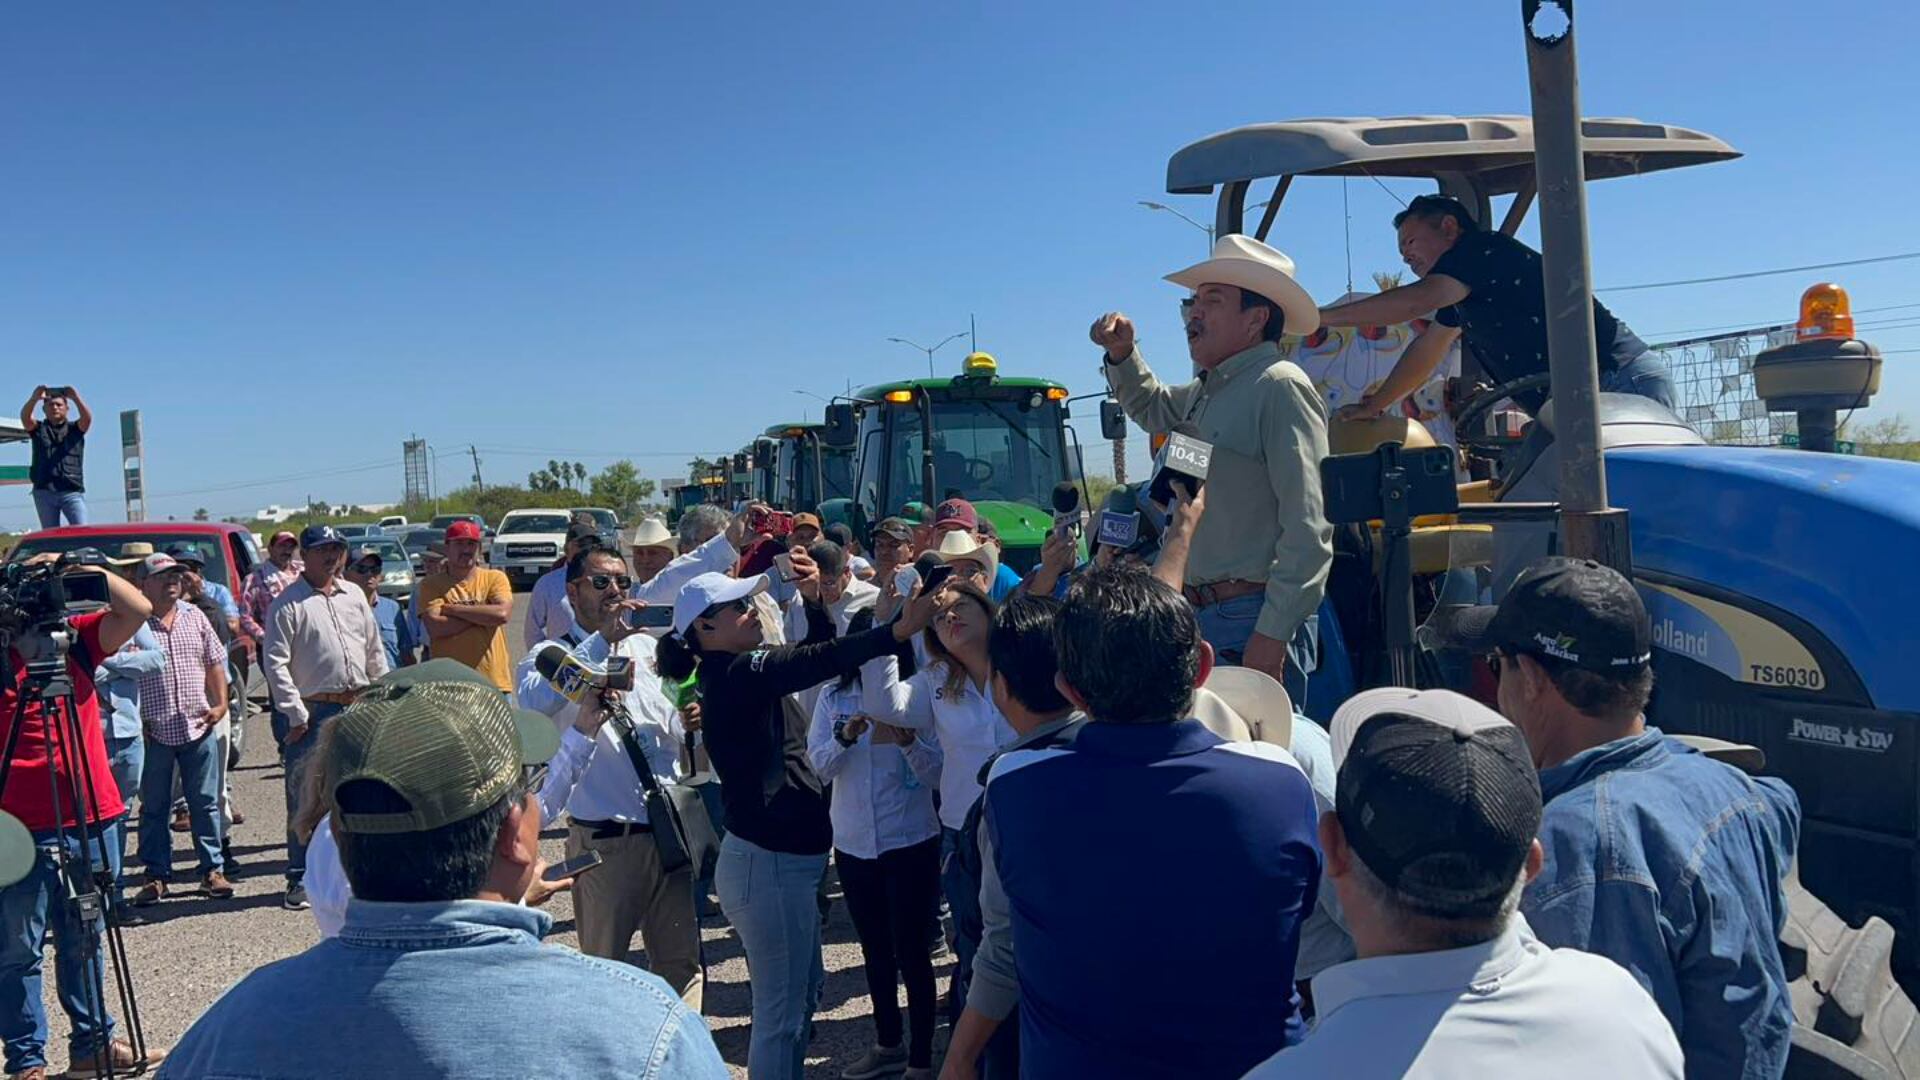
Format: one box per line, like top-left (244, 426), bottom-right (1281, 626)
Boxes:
top-left (0, 610), bottom-right (126, 832)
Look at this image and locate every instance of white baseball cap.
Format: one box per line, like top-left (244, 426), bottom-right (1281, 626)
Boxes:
top-left (1328, 686), bottom-right (1515, 769)
top-left (672, 572), bottom-right (770, 637)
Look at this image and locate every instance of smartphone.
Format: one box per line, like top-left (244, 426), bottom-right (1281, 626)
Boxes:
top-left (892, 565), bottom-right (920, 597)
top-left (542, 850), bottom-right (604, 883)
top-left (920, 563), bottom-right (955, 594)
top-left (772, 552), bottom-right (799, 582)
top-left (46, 386), bottom-right (71, 399)
top-left (620, 605), bottom-right (674, 631)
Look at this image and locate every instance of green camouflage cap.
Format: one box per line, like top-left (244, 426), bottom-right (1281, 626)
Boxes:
top-left (327, 659), bottom-right (560, 835)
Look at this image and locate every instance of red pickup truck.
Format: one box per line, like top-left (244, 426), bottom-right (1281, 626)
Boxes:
top-left (8, 522), bottom-right (262, 602)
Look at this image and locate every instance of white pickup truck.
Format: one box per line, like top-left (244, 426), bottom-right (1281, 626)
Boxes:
top-left (490, 509), bottom-right (576, 589)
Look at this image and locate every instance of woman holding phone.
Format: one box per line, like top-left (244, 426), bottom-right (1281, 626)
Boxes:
top-left (655, 551), bottom-right (938, 1080)
top-left (806, 610), bottom-right (944, 1080)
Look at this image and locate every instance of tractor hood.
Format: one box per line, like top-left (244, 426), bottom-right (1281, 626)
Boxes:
top-left (974, 501), bottom-right (1052, 573)
top-left (1610, 446), bottom-right (1920, 711)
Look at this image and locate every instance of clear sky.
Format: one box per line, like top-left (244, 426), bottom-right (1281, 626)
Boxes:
top-left (4, 2), bottom-right (1917, 528)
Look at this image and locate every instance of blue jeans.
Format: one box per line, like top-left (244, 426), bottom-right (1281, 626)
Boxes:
top-left (139, 733), bottom-right (224, 879)
top-left (273, 702), bottom-right (345, 885)
top-left (30, 489), bottom-right (86, 529)
top-left (0, 829), bottom-right (119, 1072)
top-left (102, 735), bottom-right (143, 903)
top-left (940, 826), bottom-right (982, 1025)
top-left (1194, 594), bottom-right (1318, 706)
top-left (716, 834), bottom-right (826, 1080)
top-left (1600, 352), bottom-right (1677, 409)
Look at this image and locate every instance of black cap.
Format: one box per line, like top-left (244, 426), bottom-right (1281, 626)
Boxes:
top-left (1331, 688), bottom-right (1542, 917)
top-left (1437, 557), bottom-right (1652, 673)
top-left (871, 517), bottom-right (915, 542)
top-left (299, 524), bottom-right (346, 550)
top-left (162, 543), bottom-right (206, 568)
top-left (566, 522), bottom-right (601, 545)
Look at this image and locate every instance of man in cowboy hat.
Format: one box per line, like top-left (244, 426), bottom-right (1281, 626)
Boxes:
top-left (1092, 233), bottom-right (1333, 700)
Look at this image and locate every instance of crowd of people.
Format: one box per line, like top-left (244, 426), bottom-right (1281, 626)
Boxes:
top-left (0, 206), bottom-right (1803, 1080)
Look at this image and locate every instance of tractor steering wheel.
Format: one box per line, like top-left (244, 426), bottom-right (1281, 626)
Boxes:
top-left (1453, 373), bottom-right (1554, 450)
top-left (964, 457), bottom-right (996, 484)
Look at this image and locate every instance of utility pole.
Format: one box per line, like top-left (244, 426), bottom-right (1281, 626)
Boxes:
top-left (469, 445), bottom-right (485, 492)
top-left (970, 314), bottom-right (977, 353)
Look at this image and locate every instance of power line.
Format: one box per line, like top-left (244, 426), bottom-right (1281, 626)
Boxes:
top-left (1600, 251), bottom-right (1920, 294)
top-left (1643, 301), bottom-right (1920, 339)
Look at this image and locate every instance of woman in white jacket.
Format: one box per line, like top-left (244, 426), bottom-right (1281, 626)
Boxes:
top-left (807, 609), bottom-right (944, 1080)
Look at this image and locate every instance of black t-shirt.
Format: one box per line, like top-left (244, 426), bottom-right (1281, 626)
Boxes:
top-left (29, 421), bottom-right (85, 493)
top-left (696, 604), bottom-right (906, 856)
top-left (1431, 230), bottom-right (1649, 414)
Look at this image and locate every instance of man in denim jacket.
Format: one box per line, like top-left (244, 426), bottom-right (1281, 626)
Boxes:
top-left (1448, 558), bottom-right (1800, 1079)
top-left (160, 661), bottom-right (726, 1080)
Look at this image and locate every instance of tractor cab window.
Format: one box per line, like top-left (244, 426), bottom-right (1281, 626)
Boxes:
top-left (922, 399), bottom-right (1064, 509)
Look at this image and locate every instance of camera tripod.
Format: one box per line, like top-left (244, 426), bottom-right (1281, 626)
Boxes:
top-left (0, 629), bottom-right (148, 1078)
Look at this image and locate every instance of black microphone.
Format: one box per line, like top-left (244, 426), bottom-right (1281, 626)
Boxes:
top-left (1148, 432), bottom-right (1213, 508)
top-left (1050, 482), bottom-right (1084, 539)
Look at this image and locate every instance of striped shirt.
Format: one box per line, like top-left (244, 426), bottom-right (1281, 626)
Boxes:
top-left (137, 602), bottom-right (227, 746)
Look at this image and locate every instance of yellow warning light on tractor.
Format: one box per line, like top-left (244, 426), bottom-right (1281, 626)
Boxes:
top-left (1797, 283), bottom-right (1855, 341)
top-left (962, 352), bottom-right (998, 375)
top-left (1045, 387), bottom-right (1069, 401)
top-left (884, 390), bottom-right (915, 404)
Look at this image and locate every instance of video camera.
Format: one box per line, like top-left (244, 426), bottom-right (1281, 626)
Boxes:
top-left (0, 551), bottom-right (112, 642)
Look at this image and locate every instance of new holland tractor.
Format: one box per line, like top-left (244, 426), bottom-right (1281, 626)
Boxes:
top-left (1165, 113), bottom-right (1920, 1075)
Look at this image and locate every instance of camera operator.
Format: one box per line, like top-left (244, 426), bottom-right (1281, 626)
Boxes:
top-left (513, 547), bottom-right (704, 1008)
top-left (0, 553), bottom-right (166, 1079)
top-left (655, 563), bottom-right (939, 1080)
top-left (19, 385), bottom-right (92, 529)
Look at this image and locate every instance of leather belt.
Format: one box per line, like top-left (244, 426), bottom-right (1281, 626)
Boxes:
top-left (571, 818), bottom-right (651, 839)
top-left (303, 689), bottom-right (364, 707)
top-left (1182, 579), bottom-right (1265, 607)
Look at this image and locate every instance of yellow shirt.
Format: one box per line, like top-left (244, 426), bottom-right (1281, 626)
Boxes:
top-left (417, 567), bottom-right (515, 691)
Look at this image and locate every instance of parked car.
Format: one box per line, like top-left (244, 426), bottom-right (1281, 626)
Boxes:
top-left (394, 525), bottom-right (439, 572)
top-left (377, 515), bottom-right (408, 529)
top-left (334, 523), bottom-right (385, 541)
top-left (491, 509), bottom-right (574, 589)
top-left (570, 506), bottom-right (620, 549)
top-left (352, 537), bottom-right (416, 604)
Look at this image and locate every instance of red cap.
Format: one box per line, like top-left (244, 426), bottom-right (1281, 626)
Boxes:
top-left (445, 520), bottom-right (483, 542)
top-left (270, 530), bottom-right (298, 548)
top-left (934, 498), bottom-right (978, 532)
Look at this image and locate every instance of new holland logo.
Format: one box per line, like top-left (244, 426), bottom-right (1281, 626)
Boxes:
top-left (1789, 717), bottom-right (1894, 753)
top-left (1651, 618), bottom-right (1711, 660)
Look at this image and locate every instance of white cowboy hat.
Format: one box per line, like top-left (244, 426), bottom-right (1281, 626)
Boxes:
top-left (1166, 234), bottom-right (1320, 338)
top-left (1202, 666), bottom-right (1294, 749)
top-left (624, 517), bottom-right (675, 553)
top-left (933, 529), bottom-right (999, 584)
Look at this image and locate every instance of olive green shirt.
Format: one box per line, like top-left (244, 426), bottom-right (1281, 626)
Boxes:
top-left (1105, 341), bottom-right (1333, 642)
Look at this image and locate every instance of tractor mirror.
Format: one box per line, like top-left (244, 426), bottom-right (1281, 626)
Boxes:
top-left (753, 442), bottom-right (773, 471)
top-left (731, 453), bottom-right (747, 476)
top-left (1099, 399), bottom-right (1128, 442)
top-left (823, 404), bottom-right (857, 448)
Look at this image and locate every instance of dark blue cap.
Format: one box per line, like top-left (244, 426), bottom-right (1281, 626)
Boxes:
top-left (162, 543), bottom-right (207, 567)
top-left (299, 524), bottom-right (346, 549)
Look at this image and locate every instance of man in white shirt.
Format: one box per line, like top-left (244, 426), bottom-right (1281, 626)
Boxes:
top-left (515, 546), bottom-right (703, 1009)
top-left (1244, 688), bottom-right (1682, 1079)
top-left (522, 522), bottom-right (602, 655)
top-left (629, 509), bottom-right (748, 608)
top-left (262, 524), bottom-right (389, 912)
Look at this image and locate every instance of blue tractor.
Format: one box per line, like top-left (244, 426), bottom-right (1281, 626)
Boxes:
top-left (1165, 115), bottom-right (1920, 1073)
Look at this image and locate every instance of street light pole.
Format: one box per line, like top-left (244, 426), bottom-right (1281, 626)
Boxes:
top-left (1138, 201), bottom-right (1214, 247)
top-left (886, 332), bottom-right (968, 378)
top-left (791, 389), bottom-right (833, 422)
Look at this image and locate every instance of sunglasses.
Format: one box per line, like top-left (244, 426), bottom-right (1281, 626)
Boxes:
top-left (701, 598), bottom-right (751, 620)
top-left (586, 573), bottom-right (633, 591)
top-left (350, 561), bottom-right (382, 575)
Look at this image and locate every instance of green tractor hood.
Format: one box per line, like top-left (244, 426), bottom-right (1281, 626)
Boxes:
top-left (974, 500), bottom-right (1051, 573)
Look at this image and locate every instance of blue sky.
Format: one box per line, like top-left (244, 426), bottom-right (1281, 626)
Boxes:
top-left (4, 2), bottom-right (1917, 528)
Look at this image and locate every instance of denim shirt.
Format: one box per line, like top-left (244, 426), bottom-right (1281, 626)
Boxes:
top-left (93, 624), bottom-right (164, 740)
top-left (159, 898), bottom-right (727, 1080)
top-left (1522, 727), bottom-right (1801, 1080)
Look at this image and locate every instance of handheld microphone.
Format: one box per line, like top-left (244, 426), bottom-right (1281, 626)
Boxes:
top-left (1096, 510), bottom-right (1140, 550)
top-left (534, 645), bottom-right (636, 703)
top-left (1050, 482), bottom-right (1085, 539)
top-left (1147, 432), bottom-right (1213, 508)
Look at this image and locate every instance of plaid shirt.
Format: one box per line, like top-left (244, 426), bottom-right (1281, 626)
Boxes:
top-left (137, 602), bottom-right (228, 746)
top-left (242, 558), bottom-right (303, 640)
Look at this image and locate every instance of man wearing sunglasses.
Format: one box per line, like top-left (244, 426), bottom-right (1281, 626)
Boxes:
top-left (1092, 233), bottom-right (1332, 704)
top-left (1442, 557), bottom-right (1800, 1078)
top-left (345, 546), bottom-right (417, 670)
top-left (513, 546), bottom-right (706, 1008)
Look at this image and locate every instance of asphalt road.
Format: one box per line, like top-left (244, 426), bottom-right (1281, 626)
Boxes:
top-left (39, 591), bottom-right (949, 1078)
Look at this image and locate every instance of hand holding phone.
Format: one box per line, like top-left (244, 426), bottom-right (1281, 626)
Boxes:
top-left (542, 849), bottom-right (604, 883)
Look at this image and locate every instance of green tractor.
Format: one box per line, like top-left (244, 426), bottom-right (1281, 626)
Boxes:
top-left (761, 422), bottom-right (854, 514)
top-left (821, 352), bottom-right (1088, 572)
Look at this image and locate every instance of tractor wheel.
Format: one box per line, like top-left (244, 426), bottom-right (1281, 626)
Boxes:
top-left (1783, 867), bottom-right (1920, 1078)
